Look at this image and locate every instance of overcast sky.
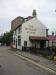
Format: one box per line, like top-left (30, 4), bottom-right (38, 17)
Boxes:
top-left (0, 0), bottom-right (56, 35)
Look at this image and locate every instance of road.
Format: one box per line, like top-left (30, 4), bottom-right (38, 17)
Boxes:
top-left (0, 46), bottom-right (55, 75)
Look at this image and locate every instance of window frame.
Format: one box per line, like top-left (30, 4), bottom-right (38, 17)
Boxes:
top-left (18, 36), bottom-right (21, 46)
top-left (24, 41), bottom-right (27, 47)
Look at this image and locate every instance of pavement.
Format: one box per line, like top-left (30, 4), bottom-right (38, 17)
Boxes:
top-left (9, 47), bottom-right (56, 73)
top-left (0, 46), bottom-right (56, 75)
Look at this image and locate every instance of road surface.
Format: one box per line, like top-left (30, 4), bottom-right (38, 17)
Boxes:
top-left (0, 46), bottom-right (55, 75)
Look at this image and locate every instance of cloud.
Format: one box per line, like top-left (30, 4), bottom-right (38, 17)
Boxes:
top-left (0, 0), bottom-right (56, 35)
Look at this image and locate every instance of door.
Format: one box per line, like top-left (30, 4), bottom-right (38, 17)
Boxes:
top-left (16, 39), bottom-right (17, 49)
top-left (40, 41), bottom-right (45, 48)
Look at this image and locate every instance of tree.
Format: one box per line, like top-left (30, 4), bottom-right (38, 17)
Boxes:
top-left (0, 31), bottom-right (13, 45)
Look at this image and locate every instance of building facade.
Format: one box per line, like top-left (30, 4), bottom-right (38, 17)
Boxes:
top-left (12, 16), bottom-right (49, 50)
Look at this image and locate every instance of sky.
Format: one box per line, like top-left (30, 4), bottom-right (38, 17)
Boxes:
top-left (0, 0), bottom-right (56, 35)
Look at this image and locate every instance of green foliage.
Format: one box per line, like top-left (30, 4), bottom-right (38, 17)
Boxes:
top-left (0, 31), bottom-right (13, 45)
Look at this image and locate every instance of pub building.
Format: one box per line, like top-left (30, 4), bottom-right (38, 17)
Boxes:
top-left (11, 10), bottom-right (56, 52)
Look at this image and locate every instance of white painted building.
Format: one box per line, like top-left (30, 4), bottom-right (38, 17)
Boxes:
top-left (12, 17), bottom-right (48, 50)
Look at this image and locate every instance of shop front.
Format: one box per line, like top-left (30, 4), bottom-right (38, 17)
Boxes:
top-left (29, 36), bottom-right (48, 53)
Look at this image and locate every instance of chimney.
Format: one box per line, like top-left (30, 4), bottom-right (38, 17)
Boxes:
top-left (52, 31), bottom-right (54, 36)
top-left (32, 9), bottom-right (37, 18)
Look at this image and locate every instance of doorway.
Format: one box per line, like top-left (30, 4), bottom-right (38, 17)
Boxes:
top-left (40, 41), bottom-right (45, 48)
top-left (16, 39), bottom-right (17, 49)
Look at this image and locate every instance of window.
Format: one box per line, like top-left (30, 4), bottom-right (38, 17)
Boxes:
top-left (18, 36), bottom-right (21, 46)
top-left (24, 41), bottom-right (27, 47)
top-left (13, 31), bottom-right (15, 35)
top-left (18, 27), bottom-right (21, 34)
top-left (13, 30), bottom-right (16, 35)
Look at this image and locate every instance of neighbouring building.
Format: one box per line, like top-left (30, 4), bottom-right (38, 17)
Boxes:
top-left (47, 35), bottom-right (56, 47)
top-left (11, 10), bottom-right (50, 50)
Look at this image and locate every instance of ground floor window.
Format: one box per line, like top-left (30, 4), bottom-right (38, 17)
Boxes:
top-left (24, 41), bottom-right (27, 47)
top-left (31, 41), bottom-right (46, 48)
top-left (18, 36), bottom-right (21, 46)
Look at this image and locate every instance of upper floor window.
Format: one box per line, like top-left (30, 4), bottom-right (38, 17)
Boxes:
top-left (13, 31), bottom-right (16, 35)
top-left (13, 29), bottom-right (17, 35)
top-left (18, 27), bottom-right (21, 34)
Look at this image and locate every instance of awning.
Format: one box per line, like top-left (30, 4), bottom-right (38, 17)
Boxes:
top-left (29, 36), bottom-right (48, 41)
top-left (47, 35), bottom-right (56, 43)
